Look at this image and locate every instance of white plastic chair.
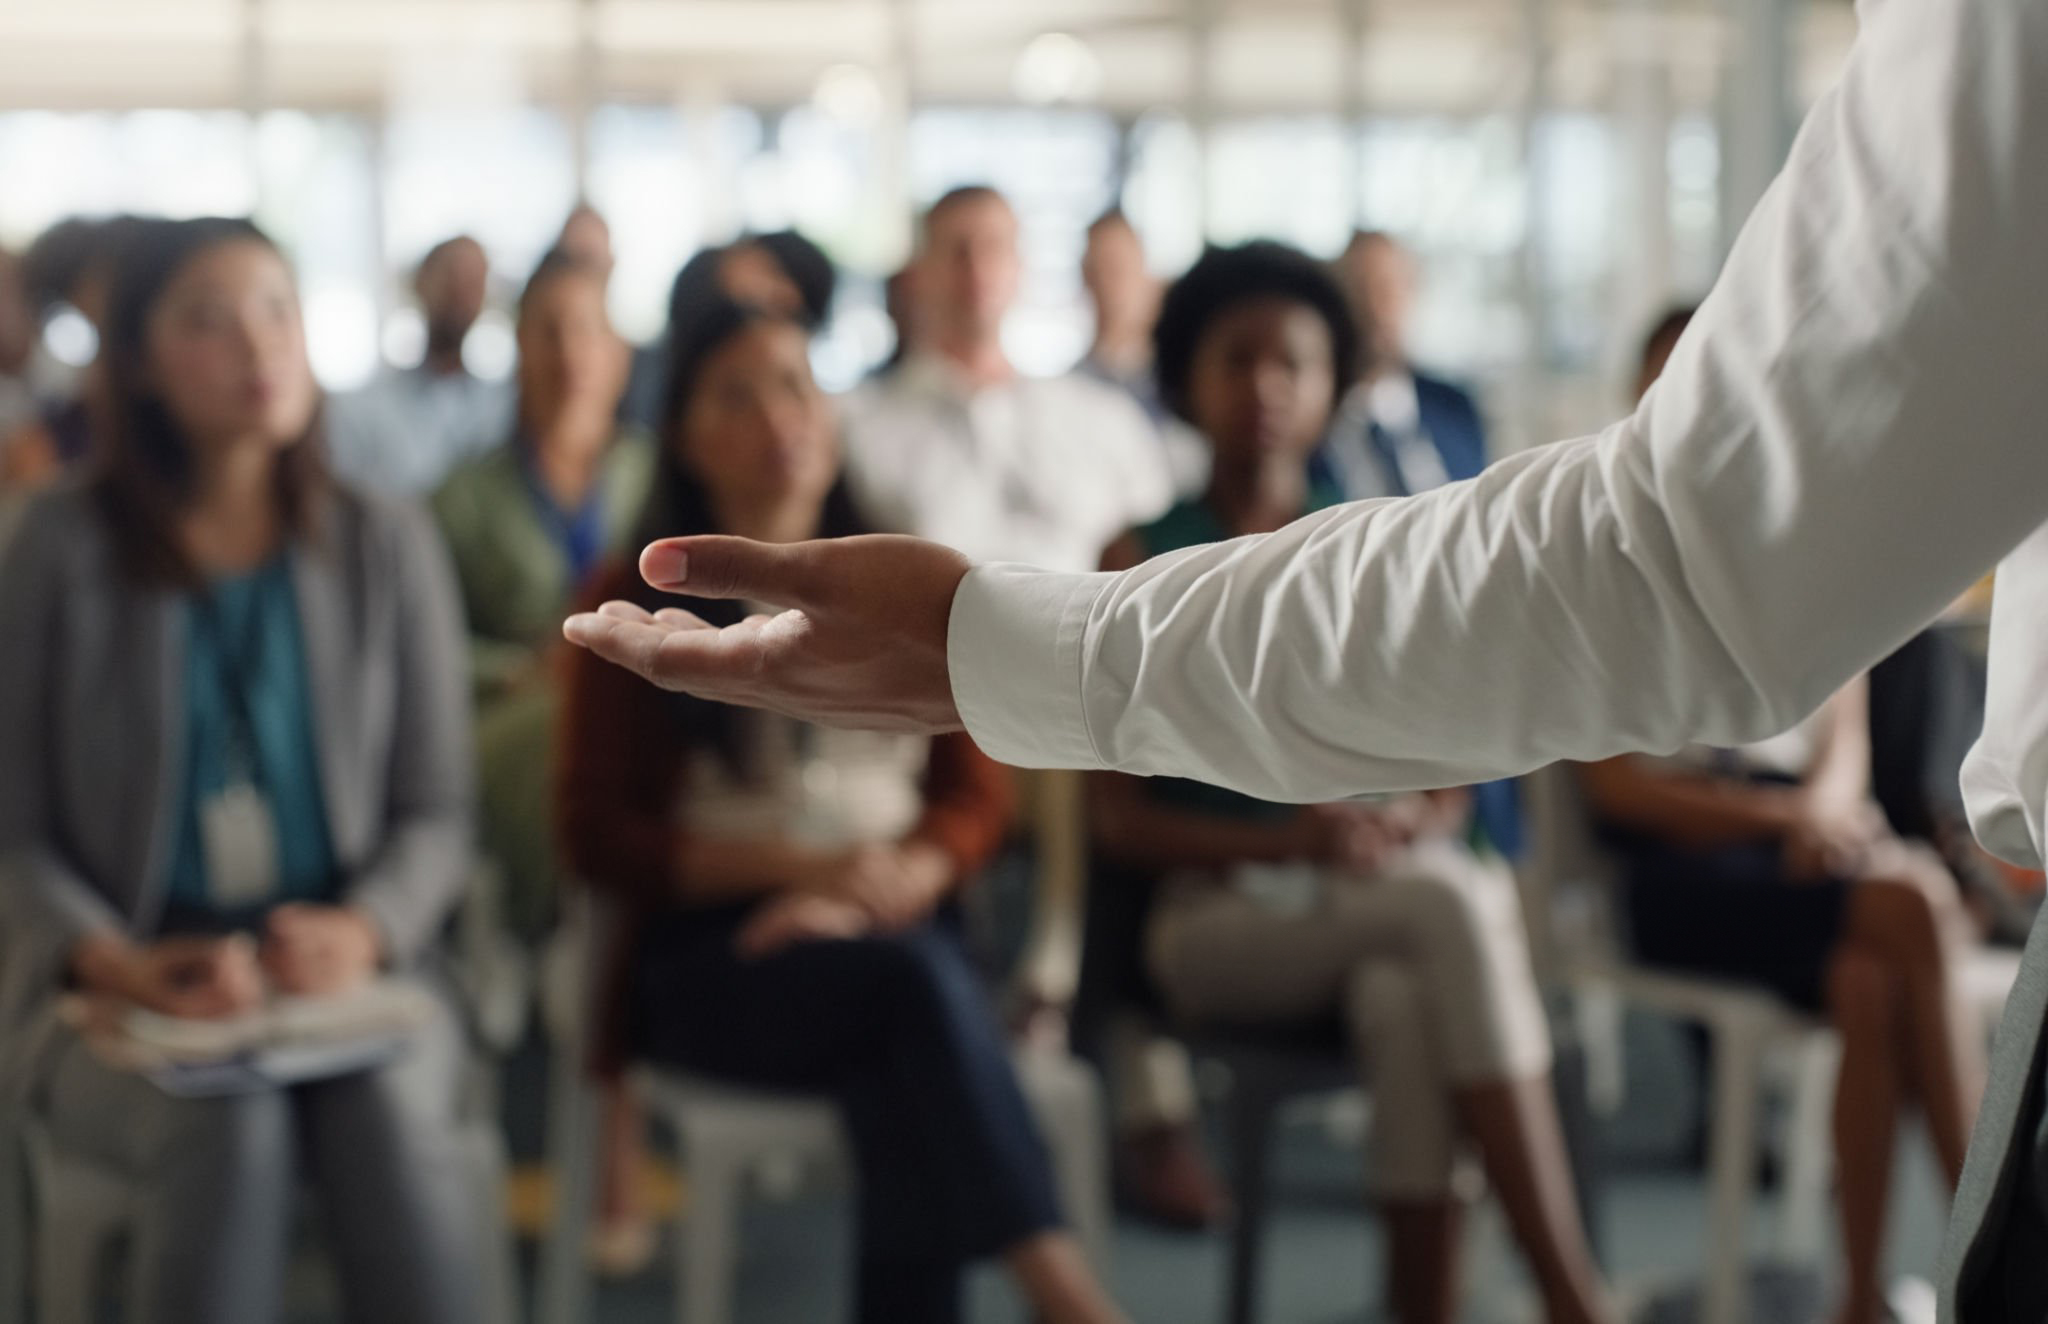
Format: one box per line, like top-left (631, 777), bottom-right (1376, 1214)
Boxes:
top-left (1524, 766), bottom-right (2023, 1324)
top-left (1521, 765), bottom-right (1846, 1324)
top-left (534, 892), bottom-right (1113, 1324)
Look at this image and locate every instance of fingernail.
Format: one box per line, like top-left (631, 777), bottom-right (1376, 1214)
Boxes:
top-left (642, 542), bottom-right (688, 588)
top-left (562, 614), bottom-right (597, 643)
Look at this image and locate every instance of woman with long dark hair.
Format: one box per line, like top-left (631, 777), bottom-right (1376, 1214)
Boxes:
top-left (557, 296), bottom-right (1127, 1324)
top-left (0, 217), bottom-right (485, 1323)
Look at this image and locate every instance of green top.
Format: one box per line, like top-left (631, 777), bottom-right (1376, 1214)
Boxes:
top-left (164, 555), bottom-right (337, 921)
top-left (432, 429), bottom-right (656, 698)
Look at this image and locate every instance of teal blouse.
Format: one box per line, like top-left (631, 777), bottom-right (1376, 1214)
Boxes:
top-left (163, 556), bottom-right (338, 922)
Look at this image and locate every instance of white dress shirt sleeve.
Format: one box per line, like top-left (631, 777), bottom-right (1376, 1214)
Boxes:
top-left (1963, 529), bottom-right (2048, 869)
top-left (950, 0), bottom-right (2048, 819)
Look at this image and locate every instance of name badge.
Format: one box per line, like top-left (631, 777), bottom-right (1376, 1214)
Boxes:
top-left (201, 781), bottom-right (280, 909)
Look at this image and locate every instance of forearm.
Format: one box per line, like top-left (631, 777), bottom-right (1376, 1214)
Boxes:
top-left (672, 836), bottom-right (821, 905)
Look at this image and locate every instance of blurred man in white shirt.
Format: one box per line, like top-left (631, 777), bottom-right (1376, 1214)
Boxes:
top-left (841, 187), bottom-right (1174, 573)
top-left (326, 235), bottom-right (513, 496)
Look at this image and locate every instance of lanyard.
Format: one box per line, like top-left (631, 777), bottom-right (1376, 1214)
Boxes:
top-left (193, 578), bottom-right (272, 789)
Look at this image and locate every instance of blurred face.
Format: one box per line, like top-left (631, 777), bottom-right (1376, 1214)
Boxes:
top-left (517, 270), bottom-right (629, 437)
top-left (918, 196), bottom-right (1020, 346)
top-left (1340, 235), bottom-right (1414, 369)
top-left (416, 239), bottom-right (489, 341)
top-left (0, 250), bottom-right (30, 374)
top-left (1635, 329), bottom-right (1684, 403)
top-left (1082, 219), bottom-right (1159, 341)
top-left (679, 320), bottom-right (838, 517)
top-left (1186, 296), bottom-right (1336, 467)
top-left (558, 207), bottom-right (614, 275)
top-left (143, 239), bottom-right (318, 456)
top-left (718, 244), bottom-right (805, 318)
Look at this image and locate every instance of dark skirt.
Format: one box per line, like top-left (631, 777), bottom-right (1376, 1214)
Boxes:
top-left (1608, 835), bottom-right (1851, 1013)
top-left (624, 902), bottom-right (1063, 1324)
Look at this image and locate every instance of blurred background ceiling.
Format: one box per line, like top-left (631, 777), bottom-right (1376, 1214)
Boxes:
top-left (0, 0), bottom-right (1854, 116)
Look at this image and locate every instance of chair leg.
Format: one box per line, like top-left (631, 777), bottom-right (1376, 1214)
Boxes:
top-left (534, 1052), bottom-right (602, 1324)
top-left (464, 1122), bottom-right (524, 1324)
top-left (676, 1146), bottom-right (739, 1324)
top-left (1778, 1035), bottom-right (1839, 1267)
top-left (1016, 1050), bottom-right (1113, 1271)
top-left (27, 1140), bottom-right (121, 1324)
top-left (1223, 1081), bottom-right (1280, 1324)
top-left (1701, 1016), bottom-right (1765, 1324)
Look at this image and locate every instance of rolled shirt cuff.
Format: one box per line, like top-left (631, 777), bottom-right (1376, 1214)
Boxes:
top-left (947, 563), bottom-right (1115, 771)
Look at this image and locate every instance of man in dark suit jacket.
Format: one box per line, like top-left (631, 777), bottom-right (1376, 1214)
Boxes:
top-left (1324, 230), bottom-right (1520, 856)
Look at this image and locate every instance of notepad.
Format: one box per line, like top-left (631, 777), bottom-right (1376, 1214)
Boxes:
top-left (61, 978), bottom-right (438, 1097)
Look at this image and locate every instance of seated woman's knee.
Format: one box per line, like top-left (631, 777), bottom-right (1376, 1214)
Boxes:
top-left (1856, 867), bottom-right (1960, 970)
top-left (1382, 853), bottom-right (1515, 968)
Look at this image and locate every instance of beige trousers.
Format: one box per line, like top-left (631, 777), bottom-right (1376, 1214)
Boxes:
top-left (1140, 839), bottom-right (1553, 1199)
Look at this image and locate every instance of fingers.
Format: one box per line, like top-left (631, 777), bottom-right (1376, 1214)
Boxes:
top-left (641, 536), bottom-right (825, 610)
top-left (736, 898), bottom-right (870, 959)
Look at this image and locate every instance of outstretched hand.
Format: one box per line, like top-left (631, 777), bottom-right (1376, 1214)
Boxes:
top-left (562, 534), bottom-right (972, 734)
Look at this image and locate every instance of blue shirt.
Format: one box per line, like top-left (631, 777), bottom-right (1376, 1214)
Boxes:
top-left (164, 556), bottom-right (338, 922)
top-left (520, 441), bottom-right (610, 590)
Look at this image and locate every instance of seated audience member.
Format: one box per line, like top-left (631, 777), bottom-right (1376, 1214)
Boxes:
top-left (557, 296), bottom-right (1129, 1324)
top-left (623, 230), bottom-right (837, 431)
top-left (873, 261), bottom-right (920, 379)
top-left (555, 201), bottom-right (616, 281)
top-left (0, 245), bottom-right (40, 546)
top-left (1573, 309), bottom-right (1989, 1324)
top-left (1322, 230), bottom-right (1484, 501)
top-left (3, 214), bottom-right (141, 482)
top-left (1326, 229), bottom-right (1525, 862)
top-left (1078, 208), bottom-right (1206, 497)
top-left (325, 235), bottom-right (513, 496)
top-left (0, 217), bottom-right (484, 1324)
top-left (1092, 242), bottom-right (1614, 1324)
top-left (840, 185), bottom-right (1174, 573)
top-left (0, 246), bottom-right (36, 445)
top-left (433, 249), bottom-right (651, 936)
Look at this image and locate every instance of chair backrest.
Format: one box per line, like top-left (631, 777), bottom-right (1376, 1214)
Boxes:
top-left (1517, 764), bottom-right (1631, 982)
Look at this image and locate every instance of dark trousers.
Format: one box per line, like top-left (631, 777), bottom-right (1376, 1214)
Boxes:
top-left (629, 906), bottom-right (1065, 1324)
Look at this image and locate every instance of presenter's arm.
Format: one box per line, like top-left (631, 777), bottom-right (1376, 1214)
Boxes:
top-left (567, 0), bottom-right (2048, 802)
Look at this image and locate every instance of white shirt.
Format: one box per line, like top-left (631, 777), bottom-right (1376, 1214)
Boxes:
top-left (325, 365), bottom-right (514, 497)
top-left (842, 354), bottom-right (1175, 574)
top-left (948, 0), bottom-right (2048, 873)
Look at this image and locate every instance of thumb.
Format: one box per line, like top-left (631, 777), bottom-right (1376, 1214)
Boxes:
top-left (640, 536), bottom-right (824, 609)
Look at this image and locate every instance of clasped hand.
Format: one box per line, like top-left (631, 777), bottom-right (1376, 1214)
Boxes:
top-left (75, 904), bottom-right (383, 1020)
top-left (735, 842), bottom-right (954, 959)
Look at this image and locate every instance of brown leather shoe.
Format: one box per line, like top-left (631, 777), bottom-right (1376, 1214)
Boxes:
top-left (1114, 1122), bottom-right (1232, 1230)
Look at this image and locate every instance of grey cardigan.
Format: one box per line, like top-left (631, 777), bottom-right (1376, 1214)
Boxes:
top-left (0, 481), bottom-right (475, 1100)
